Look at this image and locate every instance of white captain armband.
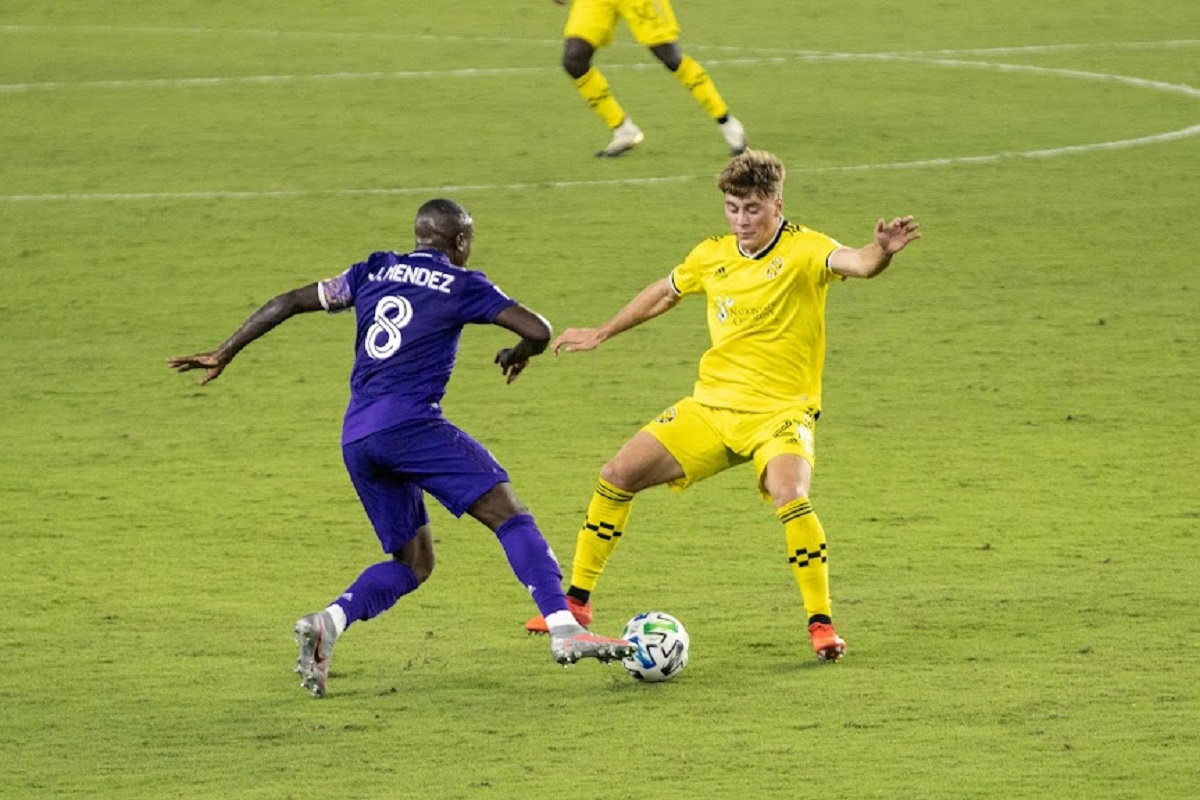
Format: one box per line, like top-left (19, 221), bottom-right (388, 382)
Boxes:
top-left (317, 272), bottom-right (354, 312)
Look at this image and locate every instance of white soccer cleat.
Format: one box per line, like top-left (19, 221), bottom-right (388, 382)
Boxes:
top-left (550, 627), bottom-right (637, 666)
top-left (720, 116), bottom-right (748, 156)
top-left (294, 610), bottom-right (339, 698)
top-left (595, 118), bottom-right (644, 158)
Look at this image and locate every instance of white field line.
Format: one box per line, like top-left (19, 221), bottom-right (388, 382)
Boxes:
top-left (0, 35), bottom-right (1196, 202)
top-left (6, 123), bottom-right (1198, 204)
top-left (0, 66), bottom-right (551, 93)
top-left (0, 24), bottom-right (566, 47)
top-left (688, 40), bottom-right (1200, 56)
top-left (865, 54), bottom-right (1200, 98)
top-left (0, 175), bottom-right (698, 202)
top-left (2, 24), bottom-right (1197, 54)
top-left (3, 48), bottom-right (1199, 95)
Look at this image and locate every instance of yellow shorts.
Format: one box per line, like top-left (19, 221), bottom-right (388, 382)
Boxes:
top-left (564, 0), bottom-right (681, 49)
top-left (641, 397), bottom-right (819, 496)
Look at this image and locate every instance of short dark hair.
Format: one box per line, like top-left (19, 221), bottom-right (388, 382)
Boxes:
top-left (414, 198), bottom-right (473, 248)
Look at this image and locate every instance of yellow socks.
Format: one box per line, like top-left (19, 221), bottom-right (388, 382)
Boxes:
top-left (673, 55), bottom-right (729, 120)
top-left (575, 57), bottom-right (729, 132)
top-left (778, 498), bottom-right (832, 621)
top-left (573, 68), bottom-right (626, 129)
top-left (569, 478), bottom-right (635, 593)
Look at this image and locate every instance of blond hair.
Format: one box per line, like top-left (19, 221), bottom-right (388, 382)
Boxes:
top-left (717, 149), bottom-right (785, 200)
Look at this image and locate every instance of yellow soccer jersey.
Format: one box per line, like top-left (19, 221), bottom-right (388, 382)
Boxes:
top-left (669, 220), bottom-right (844, 412)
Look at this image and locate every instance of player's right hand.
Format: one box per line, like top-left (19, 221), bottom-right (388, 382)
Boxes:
top-left (167, 351), bottom-right (229, 385)
top-left (493, 348), bottom-right (530, 384)
top-left (551, 328), bottom-right (603, 355)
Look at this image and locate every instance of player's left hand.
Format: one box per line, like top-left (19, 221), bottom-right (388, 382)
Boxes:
top-left (875, 215), bottom-right (922, 254)
top-left (167, 351), bottom-right (229, 385)
top-left (494, 348), bottom-right (529, 384)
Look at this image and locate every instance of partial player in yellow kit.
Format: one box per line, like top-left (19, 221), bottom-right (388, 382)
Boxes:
top-left (552, 0), bottom-right (748, 156)
top-left (524, 149), bottom-right (922, 662)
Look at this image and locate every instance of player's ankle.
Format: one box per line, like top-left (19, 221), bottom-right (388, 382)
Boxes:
top-left (567, 587), bottom-right (591, 605)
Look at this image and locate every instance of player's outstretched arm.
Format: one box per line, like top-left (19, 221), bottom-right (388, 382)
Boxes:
top-left (829, 215), bottom-right (922, 279)
top-left (167, 283), bottom-right (324, 385)
top-left (552, 277), bottom-right (679, 355)
top-left (493, 303), bottom-right (552, 384)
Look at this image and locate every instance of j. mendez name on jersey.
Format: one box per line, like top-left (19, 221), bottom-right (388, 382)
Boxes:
top-left (367, 263), bottom-right (456, 294)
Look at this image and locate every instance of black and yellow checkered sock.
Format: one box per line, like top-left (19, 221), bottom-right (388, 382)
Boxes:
top-left (778, 497), bottom-right (832, 621)
top-left (672, 55), bottom-right (729, 120)
top-left (569, 478), bottom-right (635, 594)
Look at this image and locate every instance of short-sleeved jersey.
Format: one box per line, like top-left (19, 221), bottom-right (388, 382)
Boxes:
top-left (318, 248), bottom-right (516, 444)
top-left (669, 220), bottom-right (843, 413)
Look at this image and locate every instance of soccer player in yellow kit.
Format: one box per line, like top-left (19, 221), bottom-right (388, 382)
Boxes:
top-left (525, 149), bottom-right (921, 662)
top-left (553, 0), bottom-right (748, 157)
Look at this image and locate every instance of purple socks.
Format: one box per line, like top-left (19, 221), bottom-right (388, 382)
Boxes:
top-left (332, 560), bottom-right (420, 629)
top-left (330, 514), bottom-right (567, 629)
top-left (495, 513), bottom-right (569, 619)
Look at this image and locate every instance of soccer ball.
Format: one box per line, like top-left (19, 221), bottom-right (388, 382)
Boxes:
top-left (620, 612), bottom-right (689, 682)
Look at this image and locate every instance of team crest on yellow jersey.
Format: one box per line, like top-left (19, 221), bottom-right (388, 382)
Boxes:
top-left (668, 221), bottom-right (842, 412)
top-left (714, 295), bottom-right (734, 323)
top-left (655, 406), bottom-right (678, 424)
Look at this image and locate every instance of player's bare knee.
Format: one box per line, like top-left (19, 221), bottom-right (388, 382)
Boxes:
top-left (401, 552), bottom-right (434, 584)
top-left (394, 528), bottom-right (435, 583)
top-left (468, 483), bottom-right (529, 531)
top-left (766, 477), bottom-right (810, 509)
top-left (562, 38), bottom-right (594, 79)
top-left (650, 42), bottom-right (683, 72)
top-left (598, 461), bottom-right (638, 494)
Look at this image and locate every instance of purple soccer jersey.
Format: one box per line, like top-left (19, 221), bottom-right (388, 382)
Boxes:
top-left (318, 248), bottom-right (517, 444)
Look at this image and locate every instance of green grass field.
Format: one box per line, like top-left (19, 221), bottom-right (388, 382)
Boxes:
top-left (2, 1), bottom-right (1198, 798)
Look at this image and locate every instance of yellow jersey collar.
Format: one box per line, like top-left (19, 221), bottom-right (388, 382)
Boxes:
top-left (737, 218), bottom-right (787, 260)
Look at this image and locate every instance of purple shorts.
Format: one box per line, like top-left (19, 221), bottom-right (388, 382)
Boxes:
top-left (342, 418), bottom-right (509, 553)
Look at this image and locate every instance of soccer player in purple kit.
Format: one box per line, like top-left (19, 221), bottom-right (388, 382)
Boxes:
top-left (169, 198), bottom-right (635, 698)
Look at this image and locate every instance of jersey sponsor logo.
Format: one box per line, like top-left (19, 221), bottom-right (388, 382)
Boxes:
top-left (368, 263), bottom-right (456, 294)
top-left (714, 294), bottom-right (775, 325)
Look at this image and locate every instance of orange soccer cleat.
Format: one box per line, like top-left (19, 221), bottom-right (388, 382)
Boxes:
top-left (524, 595), bottom-right (593, 634)
top-left (808, 621), bottom-right (847, 663)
